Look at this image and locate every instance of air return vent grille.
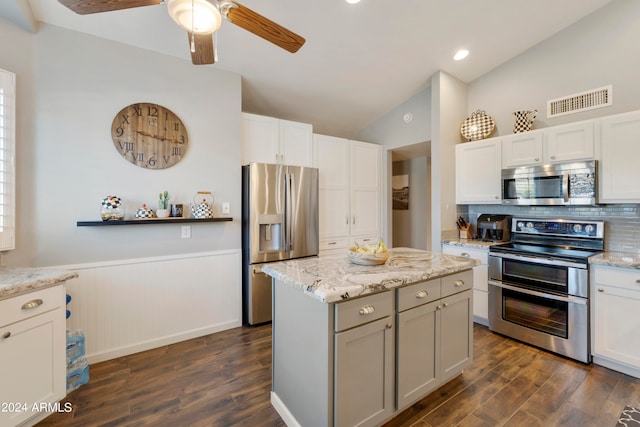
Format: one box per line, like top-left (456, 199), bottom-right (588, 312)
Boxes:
top-left (547, 85), bottom-right (612, 118)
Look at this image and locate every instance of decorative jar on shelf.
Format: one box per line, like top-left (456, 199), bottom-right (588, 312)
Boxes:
top-left (100, 195), bottom-right (124, 221)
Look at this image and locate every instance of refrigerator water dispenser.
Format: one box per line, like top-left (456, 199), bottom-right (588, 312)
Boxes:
top-left (259, 214), bottom-right (283, 253)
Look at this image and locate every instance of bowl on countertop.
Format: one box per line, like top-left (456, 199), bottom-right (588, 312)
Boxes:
top-left (347, 247), bottom-right (389, 266)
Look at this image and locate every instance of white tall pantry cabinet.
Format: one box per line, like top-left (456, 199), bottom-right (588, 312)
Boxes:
top-left (313, 134), bottom-right (381, 254)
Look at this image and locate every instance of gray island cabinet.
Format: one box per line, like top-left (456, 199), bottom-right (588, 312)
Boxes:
top-left (262, 248), bottom-right (477, 427)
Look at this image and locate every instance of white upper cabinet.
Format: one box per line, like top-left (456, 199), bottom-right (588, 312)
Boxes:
top-left (599, 110), bottom-right (640, 202)
top-left (544, 120), bottom-right (595, 163)
top-left (501, 130), bottom-right (544, 168)
top-left (456, 138), bottom-right (502, 204)
top-left (242, 113), bottom-right (312, 166)
top-left (502, 121), bottom-right (595, 168)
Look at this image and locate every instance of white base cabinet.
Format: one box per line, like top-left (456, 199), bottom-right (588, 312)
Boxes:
top-left (591, 265), bottom-right (640, 378)
top-left (272, 270), bottom-right (473, 426)
top-left (442, 244), bottom-right (489, 326)
top-left (0, 285), bottom-right (66, 427)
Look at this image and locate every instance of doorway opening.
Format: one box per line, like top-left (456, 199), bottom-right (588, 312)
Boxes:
top-left (388, 141), bottom-right (431, 250)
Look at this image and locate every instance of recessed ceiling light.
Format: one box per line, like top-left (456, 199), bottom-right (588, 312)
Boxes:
top-left (346, 0), bottom-right (361, 4)
top-left (454, 49), bottom-right (469, 61)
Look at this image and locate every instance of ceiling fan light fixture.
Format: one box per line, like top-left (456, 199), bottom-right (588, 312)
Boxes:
top-left (168, 0), bottom-right (222, 35)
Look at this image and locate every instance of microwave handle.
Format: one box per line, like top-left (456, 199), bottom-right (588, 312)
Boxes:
top-left (562, 172), bottom-right (569, 203)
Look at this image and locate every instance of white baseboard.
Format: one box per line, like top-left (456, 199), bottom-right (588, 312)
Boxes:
top-left (271, 391), bottom-right (302, 427)
top-left (593, 355), bottom-right (640, 379)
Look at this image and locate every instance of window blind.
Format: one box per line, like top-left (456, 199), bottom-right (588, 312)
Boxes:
top-left (0, 69), bottom-right (15, 250)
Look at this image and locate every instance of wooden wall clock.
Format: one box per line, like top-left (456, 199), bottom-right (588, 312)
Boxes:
top-left (111, 102), bottom-right (188, 169)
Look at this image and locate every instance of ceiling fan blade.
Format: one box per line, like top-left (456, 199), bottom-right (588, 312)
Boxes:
top-left (188, 32), bottom-right (215, 65)
top-left (58, 0), bottom-right (163, 15)
top-left (223, 2), bottom-right (305, 53)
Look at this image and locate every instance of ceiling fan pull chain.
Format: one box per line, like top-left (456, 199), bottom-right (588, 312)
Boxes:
top-left (214, 31), bottom-right (219, 62)
top-left (190, 0), bottom-right (196, 52)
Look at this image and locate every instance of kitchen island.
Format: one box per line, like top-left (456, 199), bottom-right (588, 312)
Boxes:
top-left (262, 248), bottom-right (477, 427)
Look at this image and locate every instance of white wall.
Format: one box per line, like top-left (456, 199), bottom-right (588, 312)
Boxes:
top-left (0, 23), bottom-right (242, 267)
top-left (468, 0), bottom-right (640, 135)
top-left (429, 71), bottom-right (467, 251)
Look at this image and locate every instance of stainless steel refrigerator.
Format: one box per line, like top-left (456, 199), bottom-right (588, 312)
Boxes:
top-left (242, 163), bottom-right (319, 325)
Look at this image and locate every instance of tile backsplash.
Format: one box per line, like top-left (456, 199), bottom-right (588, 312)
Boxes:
top-left (459, 204), bottom-right (640, 254)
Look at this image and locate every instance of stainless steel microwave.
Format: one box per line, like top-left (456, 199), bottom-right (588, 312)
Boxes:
top-left (502, 160), bottom-right (597, 205)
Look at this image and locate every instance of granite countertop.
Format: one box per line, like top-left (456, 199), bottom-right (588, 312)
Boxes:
top-left (441, 238), bottom-right (505, 249)
top-left (0, 266), bottom-right (79, 301)
top-left (261, 247), bottom-right (478, 303)
top-left (589, 252), bottom-right (640, 269)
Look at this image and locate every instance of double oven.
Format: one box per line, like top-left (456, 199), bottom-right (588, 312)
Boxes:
top-left (488, 218), bottom-right (604, 363)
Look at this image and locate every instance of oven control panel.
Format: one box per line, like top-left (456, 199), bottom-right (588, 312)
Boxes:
top-left (513, 218), bottom-right (604, 238)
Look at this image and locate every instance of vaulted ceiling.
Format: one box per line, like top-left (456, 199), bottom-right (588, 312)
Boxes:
top-left (1, 0), bottom-right (614, 137)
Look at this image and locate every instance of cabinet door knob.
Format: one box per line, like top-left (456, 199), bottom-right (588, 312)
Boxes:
top-left (454, 280), bottom-right (464, 287)
top-left (436, 305), bottom-right (441, 310)
top-left (386, 323), bottom-right (393, 329)
top-left (2, 331), bottom-right (10, 339)
top-left (550, 155), bottom-right (556, 160)
top-left (359, 305), bottom-right (375, 315)
top-left (443, 302), bottom-right (449, 308)
top-left (635, 280), bottom-right (640, 284)
top-left (597, 288), bottom-right (604, 292)
top-left (21, 299), bottom-right (43, 310)
top-left (460, 252), bottom-right (470, 258)
top-left (535, 158), bottom-right (540, 162)
top-left (415, 290), bottom-right (428, 299)
top-left (495, 195), bottom-right (499, 199)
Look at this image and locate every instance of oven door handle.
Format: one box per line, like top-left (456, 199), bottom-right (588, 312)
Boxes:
top-left (489, 252), bottom-right (586, 269)
top-left (488, 280), bottom-right (587, 305)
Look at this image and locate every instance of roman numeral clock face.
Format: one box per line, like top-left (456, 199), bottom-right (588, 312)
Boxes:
top-left (111, 102), bottom-right (189, 169)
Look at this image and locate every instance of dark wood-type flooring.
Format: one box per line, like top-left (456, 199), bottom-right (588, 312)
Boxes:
top-left (37, 324), bottom-right (640, 426)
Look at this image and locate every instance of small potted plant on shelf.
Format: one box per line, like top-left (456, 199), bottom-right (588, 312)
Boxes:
top-left (157, 191), bottom-right (170, 218)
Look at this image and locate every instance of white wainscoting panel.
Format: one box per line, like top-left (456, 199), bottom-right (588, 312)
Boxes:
top-left (56, 250), bottom-right (241, 363)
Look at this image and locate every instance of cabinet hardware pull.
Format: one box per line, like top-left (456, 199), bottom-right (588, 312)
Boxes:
top-left (21, 299), bottom-right (43, 310)
top-left (386, 323), bottom-right (392, 329)
top-left (461, 253), bottom-right (470, 257)
top-left (636, 280), bottom-right (640, 284)
top-left (495, 195), bottom-right (499, 199)
top-left (346, 216), bottom-right (349, 224)
top-left (443, 303), bottom-right (449, 308)
top-left (454, 280), bottom-right (464, 287)
top-left (352, 216), bottom-right (356, 225)
top-left (2, 332), bottom-right (10, 339)
top-left (328, 241), bottom-right (337, 245)
top-left (550, 155), bottom-right (556, 160)
top-left (535, 158), bottom-right (540, 161)
top-left (436, 305), bottom-right (441, 310)
top-left (597, 288), bottom-right (604, 292)
top-left (415, 290), bottom-right (428, 299)
top-left (359, 305), bottom-right (375, 315)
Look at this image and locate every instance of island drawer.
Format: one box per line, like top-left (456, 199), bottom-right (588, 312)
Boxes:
top-left (0, 285), bottom-right (64, 328)
top-left (335, 291), bottom-right (393, 332)
top-left (397, 279), bottom-right (441, 312)
top-left (441, 270), bottom-right (473, 298)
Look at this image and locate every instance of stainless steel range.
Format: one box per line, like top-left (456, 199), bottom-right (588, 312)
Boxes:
top-left (488, 218), bottom-right (604, 363)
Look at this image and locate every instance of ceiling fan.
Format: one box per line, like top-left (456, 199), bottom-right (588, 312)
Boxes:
top-left (57, 0), bottom-right (306, 65)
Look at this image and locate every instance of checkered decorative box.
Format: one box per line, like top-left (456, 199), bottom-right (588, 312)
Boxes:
top-left (460, 110), bottom-right (495, 141)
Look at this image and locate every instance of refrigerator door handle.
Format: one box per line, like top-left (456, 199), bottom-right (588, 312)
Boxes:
top-left (288, 173), bottom-right (295, 251)
top-left (284, 172), bottom-right (292, 251)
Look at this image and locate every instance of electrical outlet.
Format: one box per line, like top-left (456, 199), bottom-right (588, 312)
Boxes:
top-left (222, 202), bottom-right (230, 215)
top-left (181, 225), bottom-right (191, 239)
